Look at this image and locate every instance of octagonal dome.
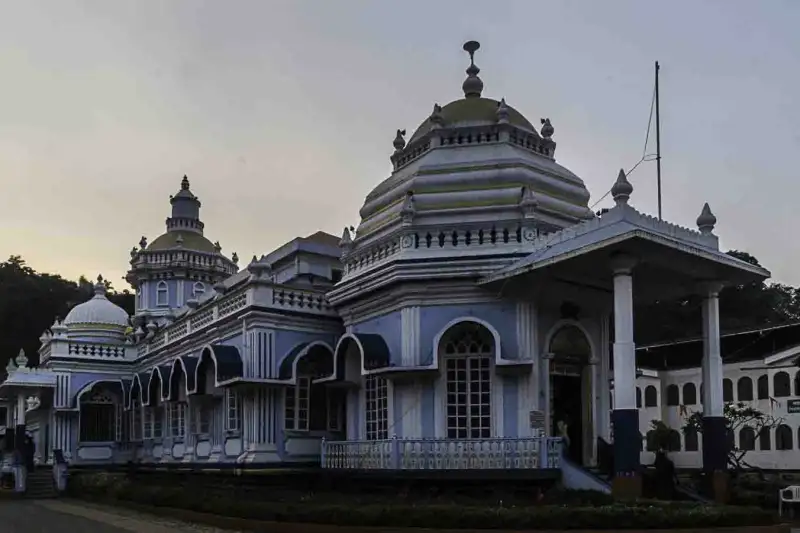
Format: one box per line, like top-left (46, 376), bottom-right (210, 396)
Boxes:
top-left (409, 97), bottom-right (537, 144)
top-left (64, 276), bottom-right (129, 329)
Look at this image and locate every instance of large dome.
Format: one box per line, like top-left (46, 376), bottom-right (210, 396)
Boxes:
top-left (408, 97), bottom-right (536, 144)
top-left (64, 276), bottom-right (129, 328)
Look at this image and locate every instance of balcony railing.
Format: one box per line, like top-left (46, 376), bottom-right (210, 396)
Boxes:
top-left (321, 436), bottom-right (562, 471)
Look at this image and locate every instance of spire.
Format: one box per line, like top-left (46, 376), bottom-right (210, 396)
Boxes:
top-left (462, 41), bottom-right (484, 98)
top-left (611, 168), bottom-right (633, 205)
top-left (94, 275), bottom-right (107, 296)
top-left (696, 203), bottom-right (717, 234)
top-left (181, 175), bottom-right (190, 191)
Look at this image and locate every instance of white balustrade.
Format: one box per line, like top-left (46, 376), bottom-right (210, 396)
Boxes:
top-left (321, 436), bottom-right (562, 470)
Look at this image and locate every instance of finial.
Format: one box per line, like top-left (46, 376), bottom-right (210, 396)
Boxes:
top-left (393, 129), bottom-right (406, 153)
top-left (6, 357), bottom-right (15, 373)
top-left (139, 236), bottom-right (148, 249)
top-left (15, 349), bottom-right (28, 368)
top-left (94, 275), bottom-right (106, 296)
top-left (696, 203), bottom-right (717, 234)
top-left (231, 252), bottom-right (239, 265)
top-left (340, 227), bottom-right (353, 250)
top-left (175, 234), bottom-right (184, 247)
top-left (462, 40), bottom-right (483, 98)
top-left (430, 104), bottom-right (444, 128)
top-left (214, 241), bottom-right (222, 253)
top-left (130, 246), bottom-right (138, 258)
top-left (611, 168), bottom-right (633, 205)
top-left (540, 118), bottom-right (554, 139)
top-left (496, 98), bottom-right (509, 124)
top-left (181, 175), bottom-right (190, 190)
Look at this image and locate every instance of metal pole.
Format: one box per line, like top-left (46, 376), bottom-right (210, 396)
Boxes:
top-left (655, 61), bottom-right (662, 220)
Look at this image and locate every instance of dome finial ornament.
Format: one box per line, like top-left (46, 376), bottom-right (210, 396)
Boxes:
top-left (181, 175), bottom-right (190, 190)
top-left (393, 129), bottom-right (406, 153)
top-left (696, 202), bottom-right (717, 234)
top-left (611, 168), bottom-right (633, 205)
top-left (462, 40), bottom-right (483, 98)
top-left (94, 275), bottom-right (106, 296)
top-left (540, 118), bottom-right (554, 139)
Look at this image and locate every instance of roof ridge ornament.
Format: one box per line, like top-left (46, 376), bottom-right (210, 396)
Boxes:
top-left (393, 129), bottom-right (406, 153)
top-left (540, 118), bottom-right (554, 140)
top-left (696, 202), bottom-right (717, 235)
top-left (462, 40), bottom-right (484, 98)
top-left (15, 348), bottom-right (28, 369)
top-left (496, 98), bottom-right (509, 124)
top-left (611, 168), bottom-right (633, 205)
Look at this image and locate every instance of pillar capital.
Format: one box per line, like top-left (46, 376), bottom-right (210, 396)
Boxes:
top-left (697, 280), bottom-right (726, 298)
top-left (609, 252), bottom-right (638, 276)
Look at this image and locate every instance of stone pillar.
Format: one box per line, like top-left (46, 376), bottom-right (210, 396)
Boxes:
top-left (701, 282), bottom-right (728, 503)
top-left (541, 352), bottom-right (553, 435)
top-left (610, 254), bottom-right (640, 498)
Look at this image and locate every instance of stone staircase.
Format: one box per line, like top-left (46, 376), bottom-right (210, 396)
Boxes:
top-left (26, 469), bottom-right (57, 499)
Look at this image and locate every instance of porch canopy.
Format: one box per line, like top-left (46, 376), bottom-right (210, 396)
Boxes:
top-left (480, 172), bottom-right (768, 307)
top-left (0, 351), bottom-right (57, 423)
top-left (479, 170), bottom-right (770, 498)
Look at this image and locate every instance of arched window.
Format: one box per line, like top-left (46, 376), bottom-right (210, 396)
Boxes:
top-left (192, 281), bottom-right (205, 299)
top-left (156, 281), bottom-right (169, 307)
top-left (683, 383), bottom-right (697, 406)
top-left (739, 427), bottom-right (756, 451)
top-left (440, 321), bottom-right (494, 439)
top-left (776, 424), bottom-right (793, 450)
top-left (759, 427), bottom-right (772, 451)
top-left (774, 372), bottom-right (791, 398)
top-left (737, 377), bottom-right (754, 402)
top-left (644, 386), bottom-right (658, 407)
top-left (79, 389), bottom-right (117, 442)
top-left (723, 379), bottom-right (734, 402)
top-left (666, 384), bottom-right (680, 406)
top-left (668, 430), bottom-right (682, 452)
top-left (684, 427), bottom-right (699, 451)
top-left (757, 375), bottom-right (769, 399)
top-left (636, 387), bottom-right (642, 408)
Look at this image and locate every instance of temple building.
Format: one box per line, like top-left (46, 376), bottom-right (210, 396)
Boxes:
top-left (0, 41), bottom-right (785, 500)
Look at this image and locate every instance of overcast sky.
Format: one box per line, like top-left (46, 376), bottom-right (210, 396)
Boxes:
top-left (1, 0), bottom-right (798, 288)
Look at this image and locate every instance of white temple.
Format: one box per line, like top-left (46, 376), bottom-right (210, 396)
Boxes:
top-left (1, 41), bottom-right (788, 501)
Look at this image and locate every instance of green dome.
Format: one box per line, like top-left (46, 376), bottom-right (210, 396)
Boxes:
top-left (146, 231), bottom-right (218, 253)
top-left (409, 98), bottom-right (536, 144)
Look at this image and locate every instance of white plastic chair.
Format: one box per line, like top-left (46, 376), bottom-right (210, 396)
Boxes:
top-left (778, 485), bottom-right (800, 517)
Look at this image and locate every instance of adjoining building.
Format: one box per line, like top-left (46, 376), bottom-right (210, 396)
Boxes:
top-left (0, 41), bottom-right (772, 500)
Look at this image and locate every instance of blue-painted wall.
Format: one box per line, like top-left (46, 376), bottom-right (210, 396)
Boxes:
top-left (351, 311), bottom-right (402, 365)
top-left (418, 302), bottom-right (518, 366)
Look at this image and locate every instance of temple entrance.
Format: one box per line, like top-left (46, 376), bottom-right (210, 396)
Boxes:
top-left (549, 324), bottom-right (593, 466)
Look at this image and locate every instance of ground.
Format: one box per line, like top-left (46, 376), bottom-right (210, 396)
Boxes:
top-left (0, 499), bottom-right (240, 533)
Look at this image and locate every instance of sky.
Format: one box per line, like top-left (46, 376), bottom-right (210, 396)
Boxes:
top-left (0, 0), bottom-right (798, 288)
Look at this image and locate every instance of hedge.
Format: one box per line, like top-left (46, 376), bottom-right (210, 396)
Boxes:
top-left (66, 473), bottom-right (778, 530)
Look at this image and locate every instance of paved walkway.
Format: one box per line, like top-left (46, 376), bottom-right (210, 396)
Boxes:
top-left (0, 499), bottom-right (242, 533)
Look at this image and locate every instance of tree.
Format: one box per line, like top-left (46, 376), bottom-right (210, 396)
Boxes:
top-left (682, 402), bottom-right (782, 474)
top-left (635, 250), bottom-right (800, 344)
top-left (0, 256), bottom-right (134, 371)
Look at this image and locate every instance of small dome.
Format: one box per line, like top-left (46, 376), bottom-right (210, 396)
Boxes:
top-left (64, 276), bottom-right (129, 328)
top-left (408, 98), bottom-right (536, 144)
top-left (146, 231), bottom-right (218, 253)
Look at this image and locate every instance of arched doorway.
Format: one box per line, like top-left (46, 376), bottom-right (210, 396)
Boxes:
top-left (548, 324), bottom-right (593, 465)
top-left (438, 321), bottom-right (494, 439)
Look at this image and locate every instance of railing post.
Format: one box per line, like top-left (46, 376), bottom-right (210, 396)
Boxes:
top-left (390, 435), bottom-right (400, 469)
top-left (320, 437), bottom-right (326, 468)
top-left (538, 436), bottom-right (549, 469)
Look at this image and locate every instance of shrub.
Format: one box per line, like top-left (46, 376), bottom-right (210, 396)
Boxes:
top-left (66, 472), bottom-right (778, 530)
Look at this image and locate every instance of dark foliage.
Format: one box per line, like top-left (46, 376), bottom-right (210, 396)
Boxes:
top-left (635, 250), bottom-right (800, 344)
top-left (66, 472), bottom-right (776, 530)
top-left (0, 255), bottom-right (134, 369)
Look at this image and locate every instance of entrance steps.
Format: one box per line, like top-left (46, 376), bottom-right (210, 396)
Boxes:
top-left (26, 469), bottom-right (57, 499)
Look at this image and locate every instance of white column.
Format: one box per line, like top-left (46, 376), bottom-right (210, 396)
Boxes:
top-left (541, 352), bottom-right (553, 434)
top-left (16, 393), bottom-right (26, 427)
top-left (596, 313), bottom-right (612, 441)
top-left (612, 264), bottom-right (636, 412)
top-left (701, 283), bottom-right (724, 416)
top-left (610, 253), bottom-right (639, 479)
